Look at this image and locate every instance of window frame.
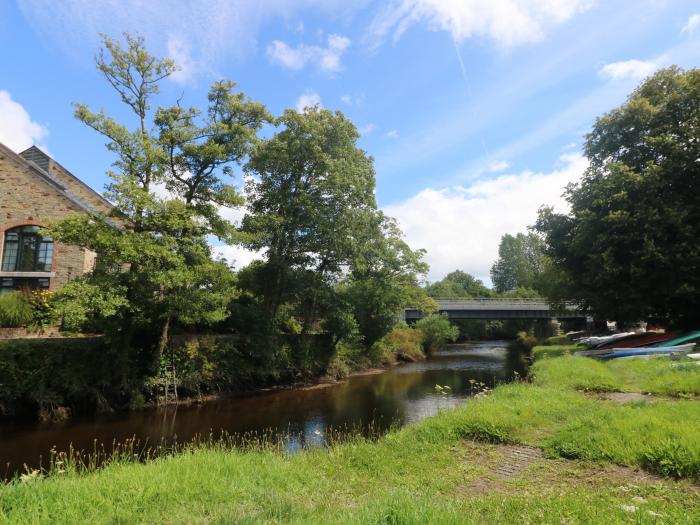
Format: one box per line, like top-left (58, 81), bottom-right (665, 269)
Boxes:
top-left (1, 226), bottom-right (53, 272)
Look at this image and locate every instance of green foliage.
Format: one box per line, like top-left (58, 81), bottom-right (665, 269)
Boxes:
top-left (51, 279), bottom-right (130, 332)
top-left (414, 314), bottom-right (459, 353)
top-left (543, 334), bottom-right (571, 345)
top-left (536, 67), bottom-right (700, 326)
top-left (0, 337), bottom-right (140, 419)
top-left (509, 330), bottom-right (538, 353)
top-left (490, 232), bottom-right (545, 294)
top-left (426, 269), bottom-right (493, 298)
top-left (371, 324), bottom-right (425, 363)
top-left (0, 292), bottom-right (33, 328)
top-left (52, 33), bottom-right (261, 353)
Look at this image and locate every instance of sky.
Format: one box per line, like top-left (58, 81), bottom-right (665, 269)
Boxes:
top-left (1, 1), bottom-right (699, 284)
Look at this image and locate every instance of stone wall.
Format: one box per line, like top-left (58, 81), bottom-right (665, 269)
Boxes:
top-left (0, 149), bottom-right (95, 290)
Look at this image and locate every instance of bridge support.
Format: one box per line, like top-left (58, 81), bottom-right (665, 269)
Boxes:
top-left (534, 318), bottom-right (561, 339)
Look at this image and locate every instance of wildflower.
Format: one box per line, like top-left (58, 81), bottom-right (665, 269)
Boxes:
top-left (620, 505), bottom-right (638, 513)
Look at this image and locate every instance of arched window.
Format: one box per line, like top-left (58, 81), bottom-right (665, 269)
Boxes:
top-left (1, 226), bottom-right (53, 272)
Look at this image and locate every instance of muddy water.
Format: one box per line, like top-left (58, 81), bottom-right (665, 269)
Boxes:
top-left (0, 341), bottom-right (525, 476)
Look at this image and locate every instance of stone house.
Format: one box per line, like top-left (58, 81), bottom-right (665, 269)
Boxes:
top-left (0, 142), bottom-right (111, 295)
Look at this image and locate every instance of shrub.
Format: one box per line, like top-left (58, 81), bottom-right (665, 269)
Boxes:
top-left (543, 334), bottom-right (571, 345)
top-left (0, 292), bottom-right (33, 328)
top-left (509, 331), bottom-right (538, 353)
top-left (372, 325), bottom-right (425, 363)
top-left (415, 314), bottom-right (459, 354)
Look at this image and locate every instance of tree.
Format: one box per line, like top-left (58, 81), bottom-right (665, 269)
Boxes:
top-left (341, 213), bottom-right (434, 348)
top-left (415, 314), bottom-right (459, 353)
top-left (536, 67), bottom-right (700, 326)
top-left (51, 34), bottom-right (267, 355)
top-left (490, 232), bottom-right (545, 294)
top-left (426, 270), bottom-right (493, 298)
top-left (241, 107), bottom-right (377, 329)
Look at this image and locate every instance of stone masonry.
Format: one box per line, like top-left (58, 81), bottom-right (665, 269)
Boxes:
top-left (0, 142), bottom-right (111, 290)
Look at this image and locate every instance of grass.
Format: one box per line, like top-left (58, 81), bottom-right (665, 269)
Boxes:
top-left (532, 354), bottom-right (700, 397)
top-left (2, 355), bottom-right (700, 523)
top-left (531, 343), bottom-right (582, 361)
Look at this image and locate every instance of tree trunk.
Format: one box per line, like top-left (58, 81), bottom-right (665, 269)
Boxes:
top-left (158, 313), bottom-right (171, 358)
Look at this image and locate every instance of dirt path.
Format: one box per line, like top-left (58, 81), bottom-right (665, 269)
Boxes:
top-left (459, 441), bottom-right (698, 498)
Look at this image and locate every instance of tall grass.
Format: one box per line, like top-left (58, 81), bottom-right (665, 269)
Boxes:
top-left (0, 292), bottom-right (33, 328)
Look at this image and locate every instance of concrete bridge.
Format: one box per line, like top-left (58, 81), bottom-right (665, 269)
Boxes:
top-left (404, 298), bottom-right (587, 321)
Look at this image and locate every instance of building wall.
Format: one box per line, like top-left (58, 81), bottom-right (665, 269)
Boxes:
top-left (48, 161), bottom-right (112, 215)
top-left (0, 150), bottom-right (94, 290)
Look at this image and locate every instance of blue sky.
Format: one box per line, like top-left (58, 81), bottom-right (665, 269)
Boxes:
top-left (1, 1), bottom-right (699, 283)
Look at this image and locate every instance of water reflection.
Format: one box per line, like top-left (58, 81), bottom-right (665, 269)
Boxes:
top-left (0, 341), bottom-right (524, 475)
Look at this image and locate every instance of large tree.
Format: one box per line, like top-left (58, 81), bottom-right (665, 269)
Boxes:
top-left (426, 270), bottom-right (493, 298)
top-left (51, 34), bottom-right (267, 353)
top-left (490, 232), bottom-right (545, 294)
top-left (536, 67), bottom-right (700, 326)
top-left (241, 107), bottom-right (377, 329)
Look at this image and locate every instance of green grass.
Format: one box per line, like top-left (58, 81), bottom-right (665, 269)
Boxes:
top-left (606, 358), bottom-right (700, 397)
top-left (531, 355), bottom-right (621, 392)
top-left (2, 356), bottom-right (700, 523)
top-left (532, 354), bottom-right (700, 397)
top-left (531, 343), bottom-right (581, 361)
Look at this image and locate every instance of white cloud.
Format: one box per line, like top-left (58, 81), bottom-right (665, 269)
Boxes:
top-left (359, 123), bottom-right (376, 135)
top-left (17, 0), bottom-right (364, 78)
top-left (369, 0), bottom-right (594, 48)
top-left (488, 160), bottom-right (510, 172)
top-left (682, 13), bottom-right (700, 34)
top-left (340, 94), bottom-right (352, 104)
top-left (267, 33), bottom-right (351, 73)
top-left (296, 90), bottom-right (322, 112)
top-left (383, 154), bottom-right (587, 282)
top-left (386, 129), bottom-right (399, 139)
top-left (598, 59), bottom-right (659, 81)
top-left (0, 90), bottom-right (48, 152)
top-left (167, 34), bottom-right (197, 84)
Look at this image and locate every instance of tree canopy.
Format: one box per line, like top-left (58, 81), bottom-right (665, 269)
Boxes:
top-left (490, 233), bottom-right (545, 294)
top-left (536, 67), bottom-right (700, 326)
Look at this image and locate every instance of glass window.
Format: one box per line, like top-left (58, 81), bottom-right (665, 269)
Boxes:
top-left (1, 226), bottom-right (52, 272)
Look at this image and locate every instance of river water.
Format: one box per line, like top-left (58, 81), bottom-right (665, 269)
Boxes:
top-left (0, 341), bottom-right (526, 477)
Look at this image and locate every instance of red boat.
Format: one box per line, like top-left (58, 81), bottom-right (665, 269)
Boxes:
top-left (596, 332), bottom-right (676, 349)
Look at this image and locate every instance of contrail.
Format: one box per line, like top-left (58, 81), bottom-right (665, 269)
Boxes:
top-left (453, 39), bottom-right (490, 158)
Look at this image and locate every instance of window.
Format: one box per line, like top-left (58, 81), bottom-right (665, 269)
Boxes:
top-left (0, 277), bottom-right (50, 296)
top-left (1, 226), bottom-right (53, 272)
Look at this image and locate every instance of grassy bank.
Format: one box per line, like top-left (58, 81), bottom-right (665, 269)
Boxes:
top-left (2, 355), bottom-right (700, 524)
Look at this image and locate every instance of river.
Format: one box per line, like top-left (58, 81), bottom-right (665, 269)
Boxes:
top-left (0, 341), bottom-right (526, 477)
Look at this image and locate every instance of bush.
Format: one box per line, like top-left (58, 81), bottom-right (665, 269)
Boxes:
top-left (0, 336), bottom-right (140, 420)
top-left (543, 334), bottom-right (571, 345)
top-left (371, 325), bottom-right (425, 363)
top-left (509, 331), bottom-right (538, 353)
top-left (415, 314), bottom-right (459, 354)
top-left (0, 292), bottom-right (33, 328)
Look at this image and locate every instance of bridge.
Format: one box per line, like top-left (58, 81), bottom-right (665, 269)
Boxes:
top-left (404, 298), bottom-right (587, 321)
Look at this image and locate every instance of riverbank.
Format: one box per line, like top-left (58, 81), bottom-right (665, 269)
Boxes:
top-left (2, 354), bottom-right (699, 524)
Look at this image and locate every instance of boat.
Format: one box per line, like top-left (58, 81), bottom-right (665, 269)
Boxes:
top-left (648, 331), bottom-right (700, 348)
top-left (600, 343), bottom-right (696, 360)
top-left (595, 331), bottom-right (675, 349)
top-left (688, 353), bottom-right (700, 360)
top-left (576, 332), bottom-right (636, 347)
